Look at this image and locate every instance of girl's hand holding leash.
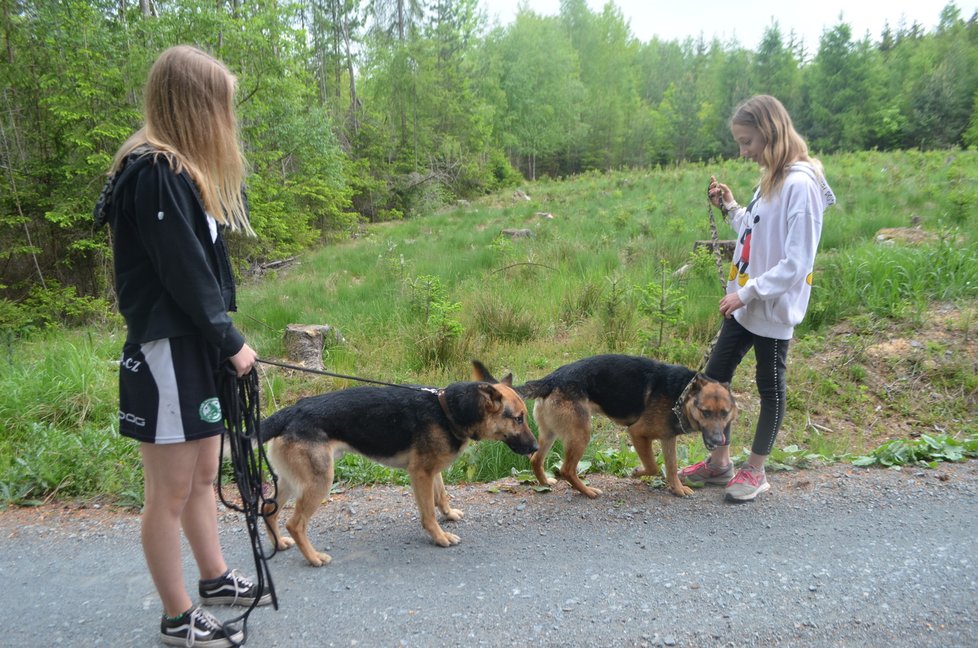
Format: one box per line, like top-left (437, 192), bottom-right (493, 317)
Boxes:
top-left (229, 343), bottom-right (258, 377)
top-left (707, 175), bottom-right (733, 206)
top-left (708, 175), bottom-right (739, 217)
top-left (708, 175), bottom-right (745, 318)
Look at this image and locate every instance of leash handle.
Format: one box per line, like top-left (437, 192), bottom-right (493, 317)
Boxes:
top-left (217, 367), bottom-right (281, 644)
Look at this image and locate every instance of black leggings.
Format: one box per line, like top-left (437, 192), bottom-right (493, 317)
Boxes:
top-left (704, 317), bottom-right (789, 456)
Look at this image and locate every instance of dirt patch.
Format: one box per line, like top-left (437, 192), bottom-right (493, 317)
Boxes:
top-left (793, 301), bottom-right (977, 449)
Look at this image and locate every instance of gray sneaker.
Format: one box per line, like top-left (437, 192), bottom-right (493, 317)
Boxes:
top-left (679, 459), bottom-right (734, 485)
top-left (724, 465), bottom-right (770, 502)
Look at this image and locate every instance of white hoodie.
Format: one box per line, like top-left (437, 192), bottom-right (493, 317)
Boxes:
top-left (726, 162), bottom-right (836, 340)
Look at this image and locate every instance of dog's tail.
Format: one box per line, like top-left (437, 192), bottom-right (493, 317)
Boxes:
top-left (512, 378), bottom-right (551, 400)
top-left (257, 408), bottom-right (289, 444)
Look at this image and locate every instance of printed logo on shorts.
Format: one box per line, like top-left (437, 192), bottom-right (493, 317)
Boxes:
top-left (199, 397), bottom-right (223, 423)
top-left (119, 410), bottom-right (146, 427)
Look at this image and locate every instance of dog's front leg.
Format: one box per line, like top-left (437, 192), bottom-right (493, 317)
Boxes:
top-left (661, 435), bottom-right (694, 497)
top-left (628, 429), bottom-right (659, 479)
top-left (434, 472), bottom-right (463, 521)
top-left (411, 470), bottom-right (460, 547)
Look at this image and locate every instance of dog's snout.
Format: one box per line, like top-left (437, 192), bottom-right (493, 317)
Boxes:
top-left (506, 430), bottom-right (538, 456)
top-left (701, 425), bottom-right (729, 451)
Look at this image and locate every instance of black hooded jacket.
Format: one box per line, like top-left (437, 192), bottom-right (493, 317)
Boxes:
top-left (94, 149), bottom-right (245, 360)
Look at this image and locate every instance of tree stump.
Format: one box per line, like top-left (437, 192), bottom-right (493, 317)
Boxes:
top-left (282, 324), bottom-right (344, 371)
top-left (502, 228), bottom-right (533, 239)
top-left (693, 239), bottom-right (736, 260)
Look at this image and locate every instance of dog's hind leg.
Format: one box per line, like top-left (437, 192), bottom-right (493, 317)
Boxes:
top-left (434, 472), bottom-right (463, 522)
top-left (549, 399), bottom-right (601, 498)
top-left (261, 472), bottom-right (296, 552)
top-left (285, 445), bottom-right (335, 567)
top-left (410, 469), bottom-right (460, 547)
top-left (559, 430), bottom-right (602, 498)
top-left (529, 399), bottom-right (560, 489)
top-left (263, 439), bottom-right (296, 552)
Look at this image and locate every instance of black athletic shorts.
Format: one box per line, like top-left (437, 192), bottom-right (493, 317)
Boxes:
top-left (118, 335), bottom-right (226, 444)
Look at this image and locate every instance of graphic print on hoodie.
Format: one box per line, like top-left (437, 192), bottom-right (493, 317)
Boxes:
top-left (729, 192), bottom-right (761, 287)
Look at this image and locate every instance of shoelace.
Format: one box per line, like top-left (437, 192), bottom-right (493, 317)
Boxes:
top-left (225, 568), bottom-right (255, 606)
top-left (186, 607), bottom-right (222, 648)
top-left (680, 460), bottom-right (709, 476)
top-left (730, 468), bottom-right (763, 486)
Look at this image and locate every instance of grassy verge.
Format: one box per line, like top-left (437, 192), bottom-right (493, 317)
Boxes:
top-left (2, 150), bottom-right (976, 508)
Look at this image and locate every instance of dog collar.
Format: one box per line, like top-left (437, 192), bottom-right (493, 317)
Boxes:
top-left (672, 401), bottom-right (693, 436)
top-left (672, 377), bottom-right (696, 436)
top-left (437, 389), bottom-right (472, 442)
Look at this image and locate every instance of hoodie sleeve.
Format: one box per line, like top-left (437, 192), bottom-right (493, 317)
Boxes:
top-left (130, 160), bottom-right (245, 359)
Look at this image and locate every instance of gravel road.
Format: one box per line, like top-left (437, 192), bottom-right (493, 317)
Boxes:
top-left (2, 461), bottom-right (977, 647)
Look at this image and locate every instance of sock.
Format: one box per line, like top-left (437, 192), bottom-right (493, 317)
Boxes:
top-left (164, 607), bottom-right (191, 622)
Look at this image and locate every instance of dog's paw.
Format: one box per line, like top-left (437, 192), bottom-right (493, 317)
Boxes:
top-left (434, 531), bottom-right (461, 547)
top-left (443, 508), bottom-right (464, 521)
top-left (307, 552), bottom-right (333, 567)
top-left (630, 468), bottom-right (655, 478)
top-left (581, 486), bottom-right (603, 498)
top-left (277, 536), bottom-right (296, 551)
top-left (669, 482), bottom-right (695, 497)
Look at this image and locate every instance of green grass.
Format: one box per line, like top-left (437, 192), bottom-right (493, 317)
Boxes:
top-left (2, 150), bottom-right (977, 507)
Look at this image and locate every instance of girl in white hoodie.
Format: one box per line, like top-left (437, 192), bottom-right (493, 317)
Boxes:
top-left (679, 95), bottom-right (836, 502)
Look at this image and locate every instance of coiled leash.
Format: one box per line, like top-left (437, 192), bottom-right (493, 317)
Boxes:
top-left (216, 366), bottom-right (280, 645)
top-left (672, 199), bottom-right (728, 445)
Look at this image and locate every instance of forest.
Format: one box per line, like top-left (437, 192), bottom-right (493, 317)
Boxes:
top-left (1, 0), bottom-right (977, 333)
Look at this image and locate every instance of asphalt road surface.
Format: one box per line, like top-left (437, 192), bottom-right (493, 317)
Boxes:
top-left (2, 461), bottom-right (976, 647)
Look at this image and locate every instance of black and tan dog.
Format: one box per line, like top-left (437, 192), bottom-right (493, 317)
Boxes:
top-left (258, 362), bottom-right (537, 566)
top-left (511, 354), bottom-right (736, 498)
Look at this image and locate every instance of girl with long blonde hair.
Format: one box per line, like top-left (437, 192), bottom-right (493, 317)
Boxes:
top-left (95, 44), bottom-right (267, 647)
top-left (679, 95), bottom-right (836, 503)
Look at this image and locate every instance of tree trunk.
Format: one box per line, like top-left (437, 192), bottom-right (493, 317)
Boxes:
top-left (341, 11), bottom-right (359, 135)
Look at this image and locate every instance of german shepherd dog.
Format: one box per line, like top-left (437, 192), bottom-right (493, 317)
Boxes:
top-left (511, 354), bottom-right (736, 498)
top-left (258, 362), bottom-right (537, 566)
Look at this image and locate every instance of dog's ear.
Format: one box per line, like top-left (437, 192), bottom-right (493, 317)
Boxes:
top-left (471, 359), bottom-right (496, 383)
top-left (693, 372), bottom-right (720, 388)
top-left (477, 383), bottom-right (504, 412)
top-left (471, 360), bottom-right (514, 387)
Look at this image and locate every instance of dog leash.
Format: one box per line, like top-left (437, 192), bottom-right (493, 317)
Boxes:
top-left (256, 357), bottom-right (440, 394)
top-left (671, 198), bottom-right (728, 438)
top-left (217, 367), bottom-right (280, 646)
top-left (706, 200), bottom-right (727, 290)
top-left (256, 357), bottom-right (466, 440)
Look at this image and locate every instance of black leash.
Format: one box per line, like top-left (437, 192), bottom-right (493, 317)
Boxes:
top-left (257, 358), bottom-right (469, 439)
top-left (217, 367), bottom-right (280, 645)
top-left (256, 357), bottom-right (439, 394)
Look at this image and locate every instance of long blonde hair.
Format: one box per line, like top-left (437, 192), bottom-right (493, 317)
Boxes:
top-left (111, 45), bottom-right (254, 235)
top-left (731, 94), bottom-right (823, 197)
